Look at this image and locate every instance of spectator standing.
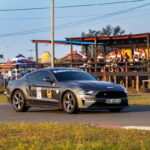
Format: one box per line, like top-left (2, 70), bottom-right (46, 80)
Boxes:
top-left (0, 71), bottom-right (3, 88)
top-left (0, 71), bottom-right (3, 79)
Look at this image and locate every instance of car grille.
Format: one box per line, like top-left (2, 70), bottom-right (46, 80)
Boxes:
top-left (95, 91), bottom-right (127, 98)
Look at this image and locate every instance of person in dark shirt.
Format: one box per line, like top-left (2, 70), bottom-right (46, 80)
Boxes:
top-left (123, 52), bottom-right (129, 62)
top-left (0, 71), bottom-right (3, 88)
top-left (97, 52), bottom-right (104, 63)
top-left (0, 71), bottom-right (3, 79)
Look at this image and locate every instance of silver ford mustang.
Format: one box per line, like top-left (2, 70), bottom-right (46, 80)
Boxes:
top-left (7, 68), bottom-right (128, 114)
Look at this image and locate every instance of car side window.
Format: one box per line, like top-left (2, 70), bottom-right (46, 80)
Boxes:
top-left (27, 71), bottom-right (52, 81)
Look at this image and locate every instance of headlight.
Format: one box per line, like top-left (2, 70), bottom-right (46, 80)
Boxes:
top-left (77, 90), bottom-right (95, 95)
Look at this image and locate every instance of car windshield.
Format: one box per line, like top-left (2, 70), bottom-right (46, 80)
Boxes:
top-left (53, 70), bottom-right (97, 81)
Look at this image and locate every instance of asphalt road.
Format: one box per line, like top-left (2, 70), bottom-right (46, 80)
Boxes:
top-left (0, 104), bottom-right (150, 126)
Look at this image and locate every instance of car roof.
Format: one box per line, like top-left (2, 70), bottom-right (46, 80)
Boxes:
top-left (41, 67), bottom-right (82, 72)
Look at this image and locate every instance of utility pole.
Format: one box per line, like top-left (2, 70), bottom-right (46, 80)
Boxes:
top-left (29, 49), bottom-right (33, 60)
top-left (51, 0), bottom-right (55, 68)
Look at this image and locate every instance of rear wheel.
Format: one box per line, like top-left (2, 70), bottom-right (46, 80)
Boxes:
top-left (62, 91), bottom-right (78, 114)
top-left (12, 90), bottom-right (29, 112)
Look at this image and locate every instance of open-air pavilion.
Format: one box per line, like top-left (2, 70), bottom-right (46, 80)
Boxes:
top-left (32, 33), bottom-right (150, 92)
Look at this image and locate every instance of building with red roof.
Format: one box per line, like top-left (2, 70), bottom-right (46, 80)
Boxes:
top-left (60, 51), bottom-right (83, 61)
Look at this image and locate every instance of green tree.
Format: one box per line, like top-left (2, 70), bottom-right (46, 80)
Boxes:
top-left (80, 25), bottom-right (126, 57)
top-left (81, 25), bottom-right (126, 37)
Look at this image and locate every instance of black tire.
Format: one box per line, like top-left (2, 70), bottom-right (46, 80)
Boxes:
top-left (109, 108), bottom-right (122, 112)
top-left (62, 91), bottom-right (78, 114)
top-left (12, 90), bottom-right (29, 112)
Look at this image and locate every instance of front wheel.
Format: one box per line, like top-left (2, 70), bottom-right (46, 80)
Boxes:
top-left (12, 90), bottom-right (29, 112)
top-left (62, 91), bottom-right (78, 114)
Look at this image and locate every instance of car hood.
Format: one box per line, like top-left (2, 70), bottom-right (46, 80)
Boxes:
top-left (59, 80), bottom-right (126, 92)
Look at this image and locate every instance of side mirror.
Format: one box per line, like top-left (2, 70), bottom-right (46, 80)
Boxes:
top-left (43, 77), bottom-right (54, 83)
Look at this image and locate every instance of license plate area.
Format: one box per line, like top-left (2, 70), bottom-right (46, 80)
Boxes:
top-left (105, 99), bottom-right (121, 104)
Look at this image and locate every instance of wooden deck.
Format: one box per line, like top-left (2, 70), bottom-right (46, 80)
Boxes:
top-left (54, 61), bottom-right (150, 92)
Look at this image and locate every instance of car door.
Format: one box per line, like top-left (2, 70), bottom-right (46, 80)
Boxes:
top-left (26, 70), bottom-right (60, 107)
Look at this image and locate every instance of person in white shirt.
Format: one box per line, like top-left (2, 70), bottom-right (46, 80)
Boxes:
top-left (80, 52), bottom-right (88, 67)
top-left (82, 52), bottom-right (88, 62)
top-left (133, 49), bottom-right (140, 62)
top-left (116, 50), bottom-right (123, 72)
top-left (116, 50), bottom-right (123, 62)
top-left (110, 51), bottom-right (117, 62)
top-left (109, 51), bottom-right (117, 72)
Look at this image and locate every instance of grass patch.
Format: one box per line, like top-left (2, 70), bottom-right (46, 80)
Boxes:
top-left (129, 94), bottom-right (150, 105)
top-left (0, 123), bottom-right (150, 150)
top-left (0, 95), bottom-right (7, 104)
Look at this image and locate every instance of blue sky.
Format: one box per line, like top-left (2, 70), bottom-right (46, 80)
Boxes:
top-left (0, 0), bottom-right (150, 61)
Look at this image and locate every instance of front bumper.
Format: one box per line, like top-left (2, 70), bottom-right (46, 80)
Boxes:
top-left (78, 95), bottom-right (128, 110)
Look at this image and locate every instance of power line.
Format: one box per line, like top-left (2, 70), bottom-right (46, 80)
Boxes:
top-left (0, 2), bottom-right (150, 37)
top-left (0, 17), bottom-right (49, 21)
top-left (57, 0), bottom-right (146, 8)
top-left (0, 8), bottom-right (150, 21)
top-left (0, 7), bottom-right (50, 12)
top-left (0, 0), bottom-right (147, 12)
top-left (54, 2), bottom-right (150, 29)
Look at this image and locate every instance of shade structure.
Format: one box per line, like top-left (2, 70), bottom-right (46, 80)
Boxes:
top-left (7, 54), bottom-right (36, 68)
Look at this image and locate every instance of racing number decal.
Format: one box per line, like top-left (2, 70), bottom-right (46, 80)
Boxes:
top-left (47, 89), bottom-right (53, 99)
top-left (36, 87), bottom-right (42, 99)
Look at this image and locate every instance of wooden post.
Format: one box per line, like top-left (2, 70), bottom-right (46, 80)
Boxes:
top-left (85, 45), bottom-right (88, 57)
top-left (134, 40), bottom-right (136, 60)
top-left (70, 41), bottom-right (73, 67)
top-left (148, 61), bottom-right (150, 89)
top-left (126, 76), bottom-right (128, 90)
top-left (147, 35), bottom-right (150, 59)
top-left (94, 39), bottom-right (98, 61)
top-left (35, 42), bottom-right (38, 70)
top-left (102, 45), bottom-right (106, 81)
top-left (51, 0), bottom-right (55, 68)
top-left (147, 35), bottom-right (150, 88)
top-left (125, 62), bottom-right (128, 89)
top-left (94, 39), bottom-right (98, 72)
top-left (136, 76), bottom-right (139, 92)
top-left (108, 75), bottom-right (111, 82)
top-left (131, 79), bottom-right (135, 89)
top-left (114, 76), bottom-right (117, 83)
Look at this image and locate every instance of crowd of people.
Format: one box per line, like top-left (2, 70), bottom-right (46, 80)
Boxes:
top-left (81, 48), bottom-right (147, 72)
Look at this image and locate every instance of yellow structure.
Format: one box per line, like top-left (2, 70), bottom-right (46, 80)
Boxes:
top-left (121, 48), bottom-right (149, 61)
top-left (39, 51), bottom-right (51, 63)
